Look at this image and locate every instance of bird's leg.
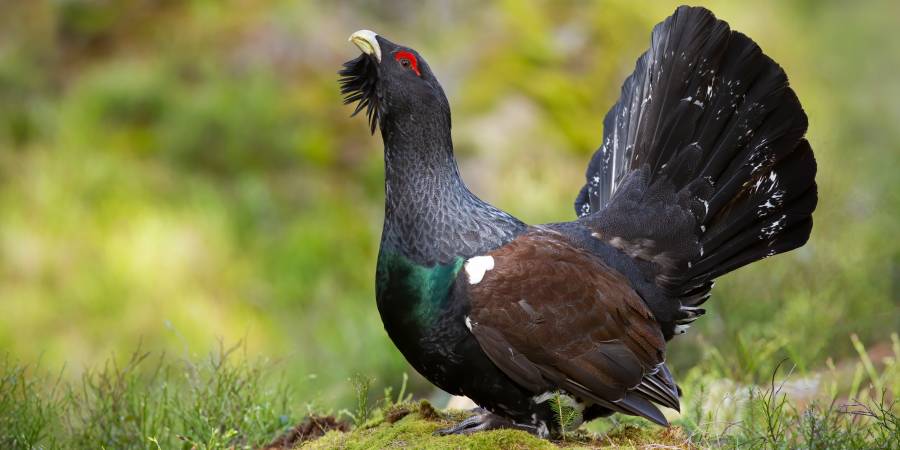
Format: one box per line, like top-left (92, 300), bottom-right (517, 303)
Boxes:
top-left (434, 412), bottom-right (547, 437)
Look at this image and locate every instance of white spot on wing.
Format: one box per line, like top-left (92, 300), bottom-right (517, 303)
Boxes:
top-left (464, 316), bottom-right (474, 331)
top-left (465, 255), bottom-right (495, 284)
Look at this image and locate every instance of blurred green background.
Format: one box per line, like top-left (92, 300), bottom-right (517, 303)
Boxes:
top-left (1, 0), bottom-right (898, 410)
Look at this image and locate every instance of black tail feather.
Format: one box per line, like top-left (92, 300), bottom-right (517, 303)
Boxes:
top-left (686, 142), bottom-right (817, 285)
top-left (576, 6), bottom-right (817, 302)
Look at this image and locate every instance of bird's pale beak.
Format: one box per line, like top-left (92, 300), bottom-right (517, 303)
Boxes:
top-left (349, 30), bottom-right (382, 62)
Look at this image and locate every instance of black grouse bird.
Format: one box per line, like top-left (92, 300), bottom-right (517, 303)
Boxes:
top-left (340, 6), bottom-right (816, 437)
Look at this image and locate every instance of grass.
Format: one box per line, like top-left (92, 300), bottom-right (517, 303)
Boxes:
top-left (0, 343), bottom-right (296, 449)
top-left (2, 335), bottom-right (897, 449)
top-left (679, 368), bottom-right (899, 448)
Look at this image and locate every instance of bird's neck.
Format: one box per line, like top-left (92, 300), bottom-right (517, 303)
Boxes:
top-left (382, 115), bottom-right (463, 200)
top-left (379, 118), bottom-right (525, 266)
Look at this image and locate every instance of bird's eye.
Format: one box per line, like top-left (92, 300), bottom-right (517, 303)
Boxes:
top-left (394, 51), bottom-right (421, 77)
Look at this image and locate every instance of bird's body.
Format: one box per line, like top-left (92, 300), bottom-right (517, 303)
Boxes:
top-left (341, 6), bottom-right (816, 436)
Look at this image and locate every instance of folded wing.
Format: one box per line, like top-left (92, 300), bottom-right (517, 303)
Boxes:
top-left (461, 229), bottom-right (679, 425)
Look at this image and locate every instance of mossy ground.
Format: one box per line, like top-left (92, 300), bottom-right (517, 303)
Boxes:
top-left (292, 401), bottom-right (691, 450)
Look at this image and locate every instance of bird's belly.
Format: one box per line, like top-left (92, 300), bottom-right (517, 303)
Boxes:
top-left (375, 256), bottom-right (544, 421)
top-left (374, 264), bottom-right (471, 392)
top-left (380, 303), bottom-right (532, 417)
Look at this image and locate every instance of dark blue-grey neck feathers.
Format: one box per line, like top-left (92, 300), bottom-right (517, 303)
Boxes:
top-left (379, 110), bottom-right (525, 266)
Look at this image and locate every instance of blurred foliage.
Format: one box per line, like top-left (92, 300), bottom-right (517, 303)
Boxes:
top-left (0, 0), bottom-right (898, 415)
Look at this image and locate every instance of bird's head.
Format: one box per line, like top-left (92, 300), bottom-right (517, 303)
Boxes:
top-left (340, 30), bottom-right (450, 135)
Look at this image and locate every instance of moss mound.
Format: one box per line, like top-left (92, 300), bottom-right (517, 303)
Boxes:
top-left (293, 401), bottom-right (692, 449)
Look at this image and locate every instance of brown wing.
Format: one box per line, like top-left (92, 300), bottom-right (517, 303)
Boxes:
top-left (463, 229), bottom-right (679, 425)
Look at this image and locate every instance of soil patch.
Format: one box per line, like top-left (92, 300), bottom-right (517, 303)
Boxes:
top-left (263, 415), bottom-right (350, 449)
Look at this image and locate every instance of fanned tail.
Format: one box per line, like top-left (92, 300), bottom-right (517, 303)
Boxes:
top-left (576, 6), bottom-right (817, 305)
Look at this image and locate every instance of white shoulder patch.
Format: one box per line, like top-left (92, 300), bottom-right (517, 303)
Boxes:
top-left (464, 255), bottom-right (494, 285)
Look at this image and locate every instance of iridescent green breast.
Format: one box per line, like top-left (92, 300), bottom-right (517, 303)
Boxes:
top-left (376, 251), bottom-right (464, 328)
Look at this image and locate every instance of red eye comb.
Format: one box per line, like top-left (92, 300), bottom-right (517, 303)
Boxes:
top-left (394, 51), bottom-right (421, 76)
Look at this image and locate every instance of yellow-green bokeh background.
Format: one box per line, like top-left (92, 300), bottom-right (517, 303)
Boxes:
top-left (1, 0), bottom-right (898, 407)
